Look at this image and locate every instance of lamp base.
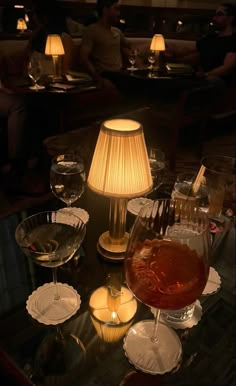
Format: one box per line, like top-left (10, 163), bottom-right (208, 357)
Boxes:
top-left (97, 231), bottom-right (129, 262)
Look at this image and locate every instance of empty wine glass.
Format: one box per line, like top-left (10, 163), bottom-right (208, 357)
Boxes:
top-left (28, 56), bottom-right (45, 90)
top-left (147, 51), bottom-right (156, 78)
top-left (124, 199), bottom-right (210, 374)
top-left (15, 210), bottom-right (86, 324)
top-left (50, 154), bottom-right (86, 207)
top-left (128, 49), bottom-right (138, 72)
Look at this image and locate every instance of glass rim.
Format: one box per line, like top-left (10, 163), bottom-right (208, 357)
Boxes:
top-left (137, 198), bottom-right (209, 234)
top-left (15, 210), bottom-right (86, 254)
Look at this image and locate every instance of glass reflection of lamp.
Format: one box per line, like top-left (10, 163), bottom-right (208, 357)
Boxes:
top-left (45, 34), bottom-right (65, 81)
top-left (89, 285), bottom-right (137, 343)
top-left (16, 18), bottom-right (27, 34)
top-left (150, 34), bottom-right (165, 75)
top-left (87, 119), bottom-right (152, 262)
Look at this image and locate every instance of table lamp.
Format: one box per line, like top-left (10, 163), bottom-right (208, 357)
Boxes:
top-left (150, 34), bottom-right (165, 73)
top-left (45, 34), bottom-right (65, 81)
top-left (16, 18), bottom-right (27, 34)
top-left (87, 119), bottom-right (153, 262)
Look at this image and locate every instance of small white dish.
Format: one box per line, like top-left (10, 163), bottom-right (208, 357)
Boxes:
top-left (202, 266), bottom-right (221, 296)
top-left (26, 282), bottom-right (81, 325)
top-left (58, 207), bottom-right (89, 224)
top-left (157, 300), bottom-right (203, 330)
top-left (127, 198), bottom-right (153, 216)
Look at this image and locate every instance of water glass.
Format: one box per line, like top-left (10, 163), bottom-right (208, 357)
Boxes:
top-left (172, 171), bottom-right (209, 212)
top-left (201, 155), bottom-right (236, 218)
top-left (148, 147), bottom-right (166, 191)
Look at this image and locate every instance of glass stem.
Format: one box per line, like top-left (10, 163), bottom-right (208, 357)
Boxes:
top-left (52, 267), bottom-right (60, 301)
top-left (67, 202), bottom-right (71, 207)
top-left (151, 308), bottom-right (160, 343)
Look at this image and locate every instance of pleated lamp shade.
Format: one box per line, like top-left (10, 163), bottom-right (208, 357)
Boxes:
top-left (150, 34), bottom-right (165, 51)
top-left (16, 18), bottom-right (27, 31)
top-left (88, 119), bottom-right (152, 198)
top-left (45, 34), bottom-right (65, 56)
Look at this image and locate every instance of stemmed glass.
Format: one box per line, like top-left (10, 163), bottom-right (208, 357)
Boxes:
top-left (124, 198), bottom-right (210, 374)
top-left (147, 51), bottom-right (156, 78)
top-left (15, 210), bottom-right (86, 324)
top-left (50, 154), bottom-right (86, 207)
top-left (28, 56), bottom-right (45, 91)
top-left (127, 49), bottom-right (138, 72)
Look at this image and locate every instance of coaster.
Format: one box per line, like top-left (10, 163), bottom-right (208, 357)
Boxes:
top-left (58, 207), bottom-right (89, 224)
top-left (151, 300), bottom-right (202, 330)
top-left (202, 266), bottom-right (221, 295)
top-left (127, 198), bottom-right (153, 216)
top-left (26, 282), bottom-right (81, 325)
top-left (123, 320), bottom-right (182, 375)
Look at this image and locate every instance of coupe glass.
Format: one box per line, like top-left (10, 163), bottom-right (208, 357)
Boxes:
top-left (15, 210), bottom-right (86, 324)
top-left (124, 198), bottom-right (210, 374)
top-left (28, 56), bottom-right (45, 90)
top-left (50, 154), bottom-right (86, 207)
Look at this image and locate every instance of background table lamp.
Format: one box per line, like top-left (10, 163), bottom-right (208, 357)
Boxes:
top-left (45, 34), bottom-right (65, 81)
top-left (87, 119), bottom-right (153, 262)
top-left (150, 33), bottom-right (165, 73)
top-left (16, 18), bottom-right (27, 34)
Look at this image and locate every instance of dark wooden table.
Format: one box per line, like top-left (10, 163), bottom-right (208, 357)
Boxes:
top-left (0, 183), bottom-right (235, 386)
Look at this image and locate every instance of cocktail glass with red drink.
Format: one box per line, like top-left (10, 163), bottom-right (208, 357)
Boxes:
top-left (124, 198), bottom-right (210, 374)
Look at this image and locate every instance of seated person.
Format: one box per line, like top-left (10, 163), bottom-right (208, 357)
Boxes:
top-left (0, 56), bottom-right (47, 194)
top-left (79, 0), bottom-right (131, 88)
top-left (166, 3), bottom-right (236, 84)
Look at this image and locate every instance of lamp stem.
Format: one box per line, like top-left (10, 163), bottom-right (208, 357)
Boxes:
top-left (109, 198), bottom-right (128, 244)
top-left (155, 51), bottom-right (160, 69)
top-left (52, 55), bottom-right (59, 80)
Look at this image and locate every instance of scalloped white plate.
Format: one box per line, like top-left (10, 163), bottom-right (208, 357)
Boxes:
top-left (202, 266), bottom-right (221, 296)
top-left (58, 207), bottom-right (89, 224)
top-left (127, 198), bottom-right (153, 216)
top-left (26, 282), bottom-right (81, 325)
top-left (151, 300), bottom-right (203, 330)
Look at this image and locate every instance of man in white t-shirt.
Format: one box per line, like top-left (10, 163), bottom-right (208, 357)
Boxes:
top-left (79, 0), bottom-right (130, 88)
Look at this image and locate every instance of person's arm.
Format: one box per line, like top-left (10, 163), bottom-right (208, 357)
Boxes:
top-left (120, 33), bottom-right (131, 65)
top-left (175, 49), bottom-right (200, 66)
top-left (164, 42), bottom-right (200, 66)
top-left (207, 52), bottom-right (236, 77)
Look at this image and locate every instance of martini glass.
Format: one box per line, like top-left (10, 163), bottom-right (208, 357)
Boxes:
top-left (15, 210), bottom-right (86, 324)
top-left (124, 198), bottom-right (210, 374)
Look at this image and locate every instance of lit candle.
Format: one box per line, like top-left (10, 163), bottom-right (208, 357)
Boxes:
top-left (89, 286), bottom-right (137, 343)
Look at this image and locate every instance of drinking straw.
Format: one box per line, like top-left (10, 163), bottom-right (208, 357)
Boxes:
top-left (192, 165), bottom-right (206, 194)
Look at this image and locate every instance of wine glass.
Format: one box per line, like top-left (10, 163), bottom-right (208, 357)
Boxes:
top-left (50, 154), bottom-right (86, 207)
top-left (28, 56), bottom-right (45, 91)
top-left (147, 51), bottom-right (156, 78)
top-left (15, 210), bottom-right (86, 324)
top-left (147, 147), bottom-right (166, 192)
top-left (124, 198), bottom-right (210, 374)
top-left (127, 49), bottom-right (138, 72)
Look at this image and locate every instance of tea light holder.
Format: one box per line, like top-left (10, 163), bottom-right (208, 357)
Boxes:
top-left (89, 286), bottom-right (137, 343)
